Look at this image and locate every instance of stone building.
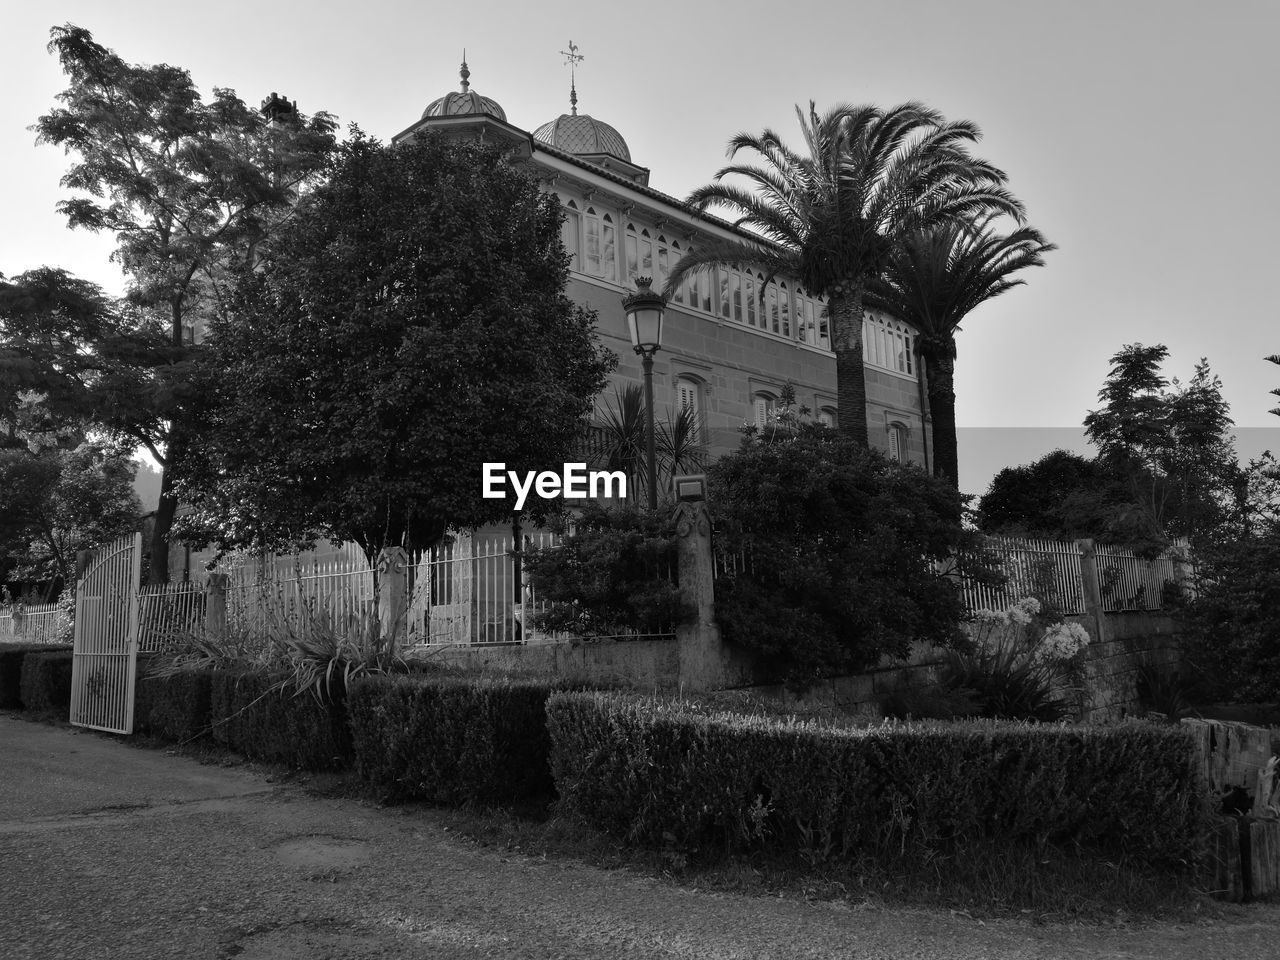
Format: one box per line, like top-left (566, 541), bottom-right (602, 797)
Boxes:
top-left (394, 61), bottom-right (929, 469)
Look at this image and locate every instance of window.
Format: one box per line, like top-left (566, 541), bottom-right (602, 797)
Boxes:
top-left (744, 273), bottom-right (757, 326)
top-left (864, 314), bottom-right (915, 375)
top-left (817, 407), bottom-right (836, 428)
top-left (795, 289), bottom-right (829, 349)
top-left (560, 200), bottom-right (580, 271)
top-left (656, 235), bottom-right (671, 290)
top-left (584, 208), bottom-right (617, 282)
top-left (887, 422), bottom-right (907, 462)
top-left (753, 393), bottom-right (776, 428)
top-left (676, 377), bottom-right (702, 442)
top-left (778, 282), bottom-right (791, 338)
top-left (625, 224), bottom-right (653, 280)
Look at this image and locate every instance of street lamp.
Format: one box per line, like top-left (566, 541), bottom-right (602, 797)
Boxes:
top-left (622, 276), bottom-right (665, 509)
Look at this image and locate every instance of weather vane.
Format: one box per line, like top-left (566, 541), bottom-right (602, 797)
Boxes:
top-left (559, 41), bottom-right (584, 115)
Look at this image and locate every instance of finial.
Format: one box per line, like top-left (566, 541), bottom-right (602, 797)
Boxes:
top-left (460, 50), bottom-right (470, 93)
top-left (560, 41), bottom-right (584, 116)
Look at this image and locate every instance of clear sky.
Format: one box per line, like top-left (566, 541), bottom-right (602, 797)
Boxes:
top-left (3, 0), bottom-right (1276, 498)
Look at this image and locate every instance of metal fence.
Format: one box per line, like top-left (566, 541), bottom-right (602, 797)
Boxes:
top-left (954, 536), bottom-right (1086, 615)
top-left (1095, 543), bottom-right (1182, 612)
top-left (222, 553), bottom-right (377, 647)
top-left (714, 533), bottom-right (1187, 617)
top-left (136, 582), bottom-right (207, 652)
top-left (0, 603), bottom-right (67, 644)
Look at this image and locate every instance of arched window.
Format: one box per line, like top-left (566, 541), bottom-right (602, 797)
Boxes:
top-left (744, 272), bottom-right (757, 326)
top-left (753, 393), bottom-right (777, 428)
top-left (778, 282), bottom-right (790, 337)
top-left (669, 240), bottom-right (683, 303)
top-left (863, 315), bottom-right (915, 375)
top-left (585, 208), bottom-right (616, 282)
top-left (765, 281), bottom-right (778, 333)
top-left (656, 235), bottom-right (671, 290)
top-left (561, 200), bottom-right (580, 271)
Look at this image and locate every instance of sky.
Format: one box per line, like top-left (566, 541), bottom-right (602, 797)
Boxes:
top-left (2, 0), bottom-right (1276, 499)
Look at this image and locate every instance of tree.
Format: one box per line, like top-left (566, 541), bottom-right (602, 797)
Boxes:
top-left (977, 449), bottom-right (1132, 542)
top-left (591, 384), bottom-right (705, 505)
top-left (1084, 344), bottom-right (1238, 551)
top-left (864, 216), bottom-right (1055, 486)
top-left (709, 424), bottom-right (973, 689)
top-left (33, 24), bottom-right (337, 581)
top-left (0, 437), bottom-right (140, 601)
top-left (664, 102), bottom-right (1024, 446)
top-left (177, 134), bottom-right (614, 560)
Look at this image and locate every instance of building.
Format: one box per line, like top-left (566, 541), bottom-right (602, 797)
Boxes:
top-left (393, 61), bottom-right (929, 470)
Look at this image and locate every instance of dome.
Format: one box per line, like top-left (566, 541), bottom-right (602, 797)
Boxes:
top-left (533, 113), bottom-right (631, 162)
top-left (421, 59), bottom-right (506, 122)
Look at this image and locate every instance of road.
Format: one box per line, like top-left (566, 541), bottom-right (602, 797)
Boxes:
top-left (1, 713), bottom-right (1277, 959)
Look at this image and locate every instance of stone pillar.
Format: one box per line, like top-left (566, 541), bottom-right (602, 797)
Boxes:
top-left (205, 573), bottom-right (228, 639)
top-left (376, 546), bottom-right (409, 656)
top-left (674, 501), bottom-right (723, 692)
top-left (1171, 536), bottom-right (1196, 601)
top-left (1076, 539), bottom-right (1108, 645)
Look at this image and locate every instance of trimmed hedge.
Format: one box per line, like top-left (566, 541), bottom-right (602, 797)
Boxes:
top-left (208, 667), bottom-right (352, 771)
top-left (18, 650), bottom-right (75, 716)
top-left (133, 662), bottom-right (213, 742)
top-left (0, 643), bottom-right (72, 709)
top-left (546, 692), bottom-right (1212, 868)
top-left (348, 674), bottom-right (562, 805)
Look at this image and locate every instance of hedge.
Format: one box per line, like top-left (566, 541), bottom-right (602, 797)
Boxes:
top-left (546, 692), bottom-right (1212, 868)
top-left (208, 667), bottom-right (352, 771)
top-left (133, 661), bottom-right (213, 742)
top-left (18, 650), bottom-right (75, 716)
top-left (0, 643), bottom-right (72, 709)
top-left (348, 674), bottom-right (562, 805)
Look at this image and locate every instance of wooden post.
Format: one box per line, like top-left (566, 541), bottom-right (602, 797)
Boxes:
top-left (674, 501), bottom-right (722, 692)
top-left (376, 546), bottom-right (409, 656)
top-left (1076, 539), bottom-right (1108, 644)
top-left (205, 573), bottom-right (228, 639)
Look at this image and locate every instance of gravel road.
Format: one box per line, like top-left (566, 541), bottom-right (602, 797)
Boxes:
top-left (1, 713), bottom-right (1276, 959)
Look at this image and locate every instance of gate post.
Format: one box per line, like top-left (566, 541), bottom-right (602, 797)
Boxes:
top-left (205, 573), bottom-right (228, 639)
top-left (674, 501), bottom-right (723, 692)
top-left (1076, 539), bottom-right (1108, 644)
top-left (376, 547), bottom-right (409, 656)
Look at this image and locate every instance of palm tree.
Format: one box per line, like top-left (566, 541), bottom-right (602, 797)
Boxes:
top-left (664, 102), bottom-right (1024, 446)
top-left (865, 216), bottom-right (1055, 486)
top-left (593, 384), bottom-right (707, 504)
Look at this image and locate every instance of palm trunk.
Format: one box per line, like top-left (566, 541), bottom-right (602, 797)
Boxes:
top-left (830, 284), bottom-right (869, 447)
top-left (920, 336), bottom-right (959, 488)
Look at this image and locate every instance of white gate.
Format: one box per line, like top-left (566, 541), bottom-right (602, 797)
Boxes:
top-left (70, 533), bottom-right (142, 734)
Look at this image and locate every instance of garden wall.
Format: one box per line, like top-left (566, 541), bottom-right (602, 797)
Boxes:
top-left (740, 611), bottom-right (1183, 721)
top-left (418, 637), bottom-right (683, 691)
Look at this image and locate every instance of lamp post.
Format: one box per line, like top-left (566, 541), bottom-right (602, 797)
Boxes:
top-left (622, 277), bottom-right (665, 509)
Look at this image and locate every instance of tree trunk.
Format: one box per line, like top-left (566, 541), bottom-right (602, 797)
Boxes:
top-left (830, 285), bottom-right (869, 447)
top-left (148, 459), bottom-right (177, 585)
top-left (921, 336), bottom-right (959, 488)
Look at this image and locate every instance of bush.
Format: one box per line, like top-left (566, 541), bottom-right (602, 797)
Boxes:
top-left (348, 674), bottom-right (562, 805)
top-left (18, 650), bottom-right (74, 715)
top-left (208, 667), bottom-right (352, 770)
top-left (0, 643), bottom-right (72, 708)
top-left (546, 692), bottom-right (1211, 868)
top-left (523, 503), bottom-right (692, 638)
top-left (708, 426), bottom-right (977, 689)
top-left (134, 660), bottom-right (213, 742)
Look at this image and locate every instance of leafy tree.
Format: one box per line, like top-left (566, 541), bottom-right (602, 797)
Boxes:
top-left (664, 102), bottom-right (1024, 446)
top-left (32, 24), bottom-right (337, 580)
top-left (864, 216), bottom-right (1055, 486)
top-left (709, 424), bottom-right (976, 689)
top-left (1084, 344), bottom-right (1238, 551)
top-left (0, 438), bottom-right (140, 601)
top-left (177, 134), bottom-right (614, 561)
top-left (977, 449), bottom-right (1133, 542)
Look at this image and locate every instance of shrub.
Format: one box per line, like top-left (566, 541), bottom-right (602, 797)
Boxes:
top-left (523, 502), bottom-right (692, 638)
top-left (18, 650), bottom-right (75, 715)
top-left (708, 426), bottom-right (978, 690)
top-left (546, 692), bottom-right (1211, 868)
top-left (0, 643), bottom-right (72, 708)
top-left (133, 660), bottom-right (214, 742)
top-left (348, 674), bottom-right (562, 805)
top-left (208, 667), bottom-right (352, 770)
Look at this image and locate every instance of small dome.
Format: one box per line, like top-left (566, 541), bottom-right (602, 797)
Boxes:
top-left (533, 113), bottom-right (631, 162)
top-left (421, 58), bottom-right (506, 122)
